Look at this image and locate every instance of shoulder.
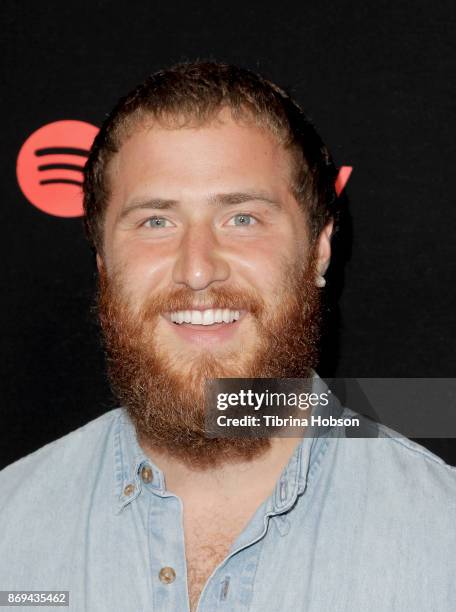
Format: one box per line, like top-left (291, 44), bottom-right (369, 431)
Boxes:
top-left (335, 407), bottom-right (456, 502)
top-left (0, 408), bottom-right (123, 511)
top-left (0, 408), bottom-right (126, 588)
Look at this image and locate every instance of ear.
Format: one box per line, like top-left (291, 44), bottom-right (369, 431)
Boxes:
top-left (316, 219), bottom-right (334, 275)
top-left (96, 253), bottom-right (104, 273)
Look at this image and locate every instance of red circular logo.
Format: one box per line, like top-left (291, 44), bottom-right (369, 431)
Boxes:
top-left (16, 120), bottom-right (99, 218)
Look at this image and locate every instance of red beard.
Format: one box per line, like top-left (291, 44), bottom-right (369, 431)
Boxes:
top-left (97, 247), bottom-right (321, 469)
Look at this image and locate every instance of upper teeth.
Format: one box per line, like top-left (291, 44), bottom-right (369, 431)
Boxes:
top-left (170, 309), bottom-right (241, 325)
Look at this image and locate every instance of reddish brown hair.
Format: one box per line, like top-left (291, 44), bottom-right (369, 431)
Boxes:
top-left (83, 60), bottom-right (339, 253)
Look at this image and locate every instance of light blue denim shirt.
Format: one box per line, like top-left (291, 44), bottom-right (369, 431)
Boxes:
top-left (1, 382), bottom-right (456, 611)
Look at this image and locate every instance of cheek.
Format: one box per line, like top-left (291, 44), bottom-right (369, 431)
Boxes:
top-left (109, 240), bottom-right (172, 297)
top-left (233, 240), bottom-right (301, 294)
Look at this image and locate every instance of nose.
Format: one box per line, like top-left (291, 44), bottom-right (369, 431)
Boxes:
top-left (172, 222), bottom-right (230, 290)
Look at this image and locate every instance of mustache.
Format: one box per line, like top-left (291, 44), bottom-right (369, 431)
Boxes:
top-left (140, 284), bottom-right (266, 318)
top-left (97, 267), bottom-right (268, 323)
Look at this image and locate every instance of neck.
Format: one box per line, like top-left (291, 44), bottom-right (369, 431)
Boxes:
top-left (139, 434), bottom-right (304, 506)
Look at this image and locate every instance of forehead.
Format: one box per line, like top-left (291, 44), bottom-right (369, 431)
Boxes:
top-left (107, 109), bottom-right (296, 204)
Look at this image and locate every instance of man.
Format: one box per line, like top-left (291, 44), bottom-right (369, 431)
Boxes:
top-left (1, 61), bottom-right (455, 612)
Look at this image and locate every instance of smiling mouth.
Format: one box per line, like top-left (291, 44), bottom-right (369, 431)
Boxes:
top-left (165, 308), bottom-right (244, 326)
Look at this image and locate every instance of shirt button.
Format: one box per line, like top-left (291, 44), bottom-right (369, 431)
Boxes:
top-left (141, 465), bottom-right (153, 484)
top-left (159, 566), bottom-right (176, 584)
top-left (123, 483), bottom-right (135, 496)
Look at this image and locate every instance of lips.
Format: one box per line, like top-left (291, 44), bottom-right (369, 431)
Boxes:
top-left (168, 308), bottom-right (242, 325)
top-left (161, 309), bottom-right (247, 345)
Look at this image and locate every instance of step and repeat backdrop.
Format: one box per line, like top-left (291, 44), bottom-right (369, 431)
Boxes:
top-left (1, 1), bottom-right (455, 467)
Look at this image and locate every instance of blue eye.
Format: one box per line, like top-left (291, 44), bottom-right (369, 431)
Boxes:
top-left (144, 216), bottom-right (171, 228)
top-left (229, 214), bottom-right (257, 226)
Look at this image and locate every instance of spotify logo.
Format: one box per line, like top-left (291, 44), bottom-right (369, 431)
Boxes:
top-left (16, 120), bottom-right (99, 217)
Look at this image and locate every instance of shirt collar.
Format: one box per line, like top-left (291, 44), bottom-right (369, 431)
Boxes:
top-left (271, 372), bottom-right (343, 513)
top-left (112, 370), bottom-right (341, 515)
top-left (113, 408), bottom-right (166, 514)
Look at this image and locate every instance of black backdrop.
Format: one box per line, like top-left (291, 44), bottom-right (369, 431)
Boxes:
top-left (1, 0), bottom-right (455, 469)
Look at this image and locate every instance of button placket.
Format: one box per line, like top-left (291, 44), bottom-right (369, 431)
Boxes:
top-left (147, 495), bottom-right (188, 610)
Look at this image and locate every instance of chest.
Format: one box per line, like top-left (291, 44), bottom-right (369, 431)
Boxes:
top-left (183, 512), bottom-right (250, 611)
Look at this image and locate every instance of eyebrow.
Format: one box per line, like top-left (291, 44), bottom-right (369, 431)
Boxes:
top-left (119, 191), bottom-right (282, 220)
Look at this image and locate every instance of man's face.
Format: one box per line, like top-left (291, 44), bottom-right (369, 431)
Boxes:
top-left (97, 108), bottom-right (328, 467)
